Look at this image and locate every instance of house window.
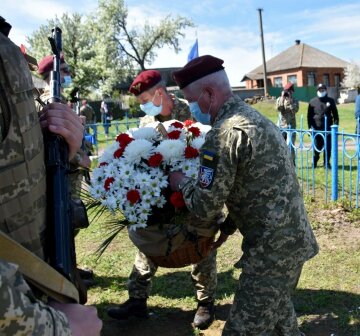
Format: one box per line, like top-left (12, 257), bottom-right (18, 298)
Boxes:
top-left (274, 77), bottom-right (283, 87)
top-left (307, 72), bottom-right (316, 86)
top-left (287, 75), bottom-right (297, 86)
top-left (323, 74), bottom-right (330, 87)
top-left (334, 74), bottom-right (340, 87)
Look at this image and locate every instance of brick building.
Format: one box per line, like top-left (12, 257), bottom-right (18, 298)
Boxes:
top-left (241, 40), bottom-right (349, 90)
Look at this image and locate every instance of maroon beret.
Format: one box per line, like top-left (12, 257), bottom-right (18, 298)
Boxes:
top-left (284, 82), bottom-right (294, 91)
top-left (172, 55), bottom-right (224, 89)
top-left (129, 70), bottom-right (162, 96)
top-left (37, 53), bottom-right (65, 75)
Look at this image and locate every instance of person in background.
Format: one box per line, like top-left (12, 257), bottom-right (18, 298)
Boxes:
top-left (307, 83), bottom-right (339, 169)
top-left (0, 16), bottom-right (102, 335)
top-left (169, 55), bottom-right (318, 336)
top-left (276, 82), bottom-right (299, 165)
top-left (80, 99), bottom-right (96, 134)
top-left (100, 95), bottom-right (112, 138)
top-left (106, 70), bottom-right (229, 330)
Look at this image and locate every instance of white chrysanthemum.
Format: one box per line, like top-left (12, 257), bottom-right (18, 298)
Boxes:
top-left (162, 119), bottom-right (182, 130)
top-left (123, 139), bottom-right (154, 164)
top-left (155, 139), bottom-right (186, 162)
top-left (191, 137), bottom-right (206, 150)
top-left (193, 122), bottom-right (211, 135)
top-left (130, 127), bottom-right (159, 141)
top-left (100, 141), bottom-right (120, 162)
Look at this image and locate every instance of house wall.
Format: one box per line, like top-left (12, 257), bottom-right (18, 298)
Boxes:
top-left (244, 67), bottom-right (345, 89)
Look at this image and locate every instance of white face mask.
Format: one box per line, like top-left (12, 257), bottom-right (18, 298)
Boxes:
top-left (317, 91), bottom-right (327, 98)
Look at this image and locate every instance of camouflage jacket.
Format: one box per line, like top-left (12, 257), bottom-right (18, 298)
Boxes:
top-left (276, 96), bottom-right (299, 129)
top-left (181, 95), bottom-right (319, 273)
top-left (0, 259), bottom-right (71, 335)
top-left (139, 96), bottom-right (191, 127)
top-left (0, 32), bottom-right (72, 335)
top-left (129, 96), bottom-right (220, 256)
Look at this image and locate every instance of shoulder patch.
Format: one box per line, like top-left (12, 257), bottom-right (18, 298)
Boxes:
top-left (198, 150), bottom-right (217, 189)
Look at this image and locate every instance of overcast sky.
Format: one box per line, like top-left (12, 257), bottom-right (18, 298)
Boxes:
top-left (3, 0), bottom-right (360, 86)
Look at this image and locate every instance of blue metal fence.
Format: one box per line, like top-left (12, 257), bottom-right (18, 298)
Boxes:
top-left (85, 117), bottom-right (360, 208)
top-left (84, 119), bottom-right (140, 155)
top-left (279, 115), bottom-right (360, 208)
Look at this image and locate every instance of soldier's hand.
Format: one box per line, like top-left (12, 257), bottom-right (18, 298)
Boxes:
top-left (212, 232), bottom-right (229, 250)
top-left (169, 171), bottom-right (187, 191)
top-left (40, 103), bottom-right (84, 160)
top-left (49, 302), bottom-right (102, 336)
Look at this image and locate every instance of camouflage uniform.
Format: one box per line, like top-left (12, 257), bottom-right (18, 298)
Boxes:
top-left (0, 259), bottom-right (71, 335)
top-left (0, 28), bottom-right (72, 334)
top-left (128, 96), bottom-right (218, 303)
top-left (276, 95), bottom-right (299, 163)
top-left (181, 95), bottom-right (319, 335)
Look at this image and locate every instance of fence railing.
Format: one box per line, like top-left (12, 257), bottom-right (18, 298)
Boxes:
top-left (84, 117), bottom-right (360, 208)
top-left (84, 120), bottom-right (140, 155)
top-left (279, 116), bottom-right (360, 208)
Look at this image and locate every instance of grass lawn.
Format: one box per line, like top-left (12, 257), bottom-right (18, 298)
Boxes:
top-left (77, 101), bottom-right (360, 335)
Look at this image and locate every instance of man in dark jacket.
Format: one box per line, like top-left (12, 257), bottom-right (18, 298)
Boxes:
top-left (307, 83), bottom-right (339, 168)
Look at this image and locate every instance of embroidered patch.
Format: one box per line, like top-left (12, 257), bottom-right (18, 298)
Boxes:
top-left (199, 165), bottom-right (214, 188)
top-left (198, 150), bottom-right (217, 189)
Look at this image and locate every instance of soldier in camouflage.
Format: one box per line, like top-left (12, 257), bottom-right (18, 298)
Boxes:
top-left (170, 55), bottom-right (319, 336)
top-left (0, 16), bottom-right (101, 335)
top-left (107, 70), bottom-right (223, 330)
top-left (276, 82), bottom-right (299, 165)
top-left (35, 54), bottom-right (92, 200)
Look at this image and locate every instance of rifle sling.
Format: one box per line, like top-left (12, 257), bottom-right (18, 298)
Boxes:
top-left (0, 231), bottom-right (79, 303)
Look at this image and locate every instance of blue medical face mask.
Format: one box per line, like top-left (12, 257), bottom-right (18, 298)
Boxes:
top-left (62, 75), bottom-right (72, 88)
top-left (140, 93), bottom-right (162, 116)
top-left (189, 91), bottom-right (211, 125)
top-left (317, 90), bottom-right (327, 98)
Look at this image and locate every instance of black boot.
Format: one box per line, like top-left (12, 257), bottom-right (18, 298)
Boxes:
top-left (193, 300), bottom-right (215, 330)
top-left (107, 298), bottom-right (148, 320)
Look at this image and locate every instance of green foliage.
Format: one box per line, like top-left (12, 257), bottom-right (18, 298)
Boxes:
top-left (97, 0), bottom-right (194, 70)
top-left (26, 0), bottom-right (193, 95)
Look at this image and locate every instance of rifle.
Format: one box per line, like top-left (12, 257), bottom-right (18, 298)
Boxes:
top-left (45, 27), bottom-right (87, 303)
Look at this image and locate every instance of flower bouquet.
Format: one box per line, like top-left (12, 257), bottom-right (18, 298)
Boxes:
top-left (88, 119), bottom-right (211, 257)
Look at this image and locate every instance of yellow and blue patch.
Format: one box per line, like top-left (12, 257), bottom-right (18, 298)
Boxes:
top-left (199, 150), bottom-right (217, 189)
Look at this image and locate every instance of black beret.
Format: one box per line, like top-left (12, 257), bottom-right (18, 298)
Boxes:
top-left (129, 70), bottom-right (162, 96)
top-left (317, 83), bottom-right (327, 91)
top-left (172, 55), bottom-right (224, 89)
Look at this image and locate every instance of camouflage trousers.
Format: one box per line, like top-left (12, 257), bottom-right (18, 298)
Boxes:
top-left (128, 249), bottom-right (217, 302)
top-left (222, 264), bottom-right (303, 336)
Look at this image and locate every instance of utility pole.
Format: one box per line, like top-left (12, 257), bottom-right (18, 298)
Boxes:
top-left (257, 8), bottom-right (268, 98)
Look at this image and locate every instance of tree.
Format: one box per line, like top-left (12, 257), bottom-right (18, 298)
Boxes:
top-left (96, 0), bottom-right (194, 70)
top-left (341, 62), bottom-right (360, 89)
top-left (27, 13), bottom-right (98, 93)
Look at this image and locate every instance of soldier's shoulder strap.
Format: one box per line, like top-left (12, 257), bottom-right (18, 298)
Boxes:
top-left (0, 231), bottom-right (79, 303)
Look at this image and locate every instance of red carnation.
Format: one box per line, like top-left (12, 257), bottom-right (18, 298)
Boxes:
top-left (170, 191), bottom-right (186, 208)
top-left (116, 133), bottom-right (134, 147)
top-left (114, 147), bottom-right (125, 158)
top-left (183, 120), bottom-right (194, 127)
top-left (168, 130), bottom-right (182, 140)
top-left (127, 189), bottom-right (141, 204)
top-left (148, 153), bottom-right (163, 167)
top-left (184, 146), bottom-right (199, 159)
top-left (104, 177), bottom-right (115, 191)
top-left (171, 121), bottom-right (184, 129)
top-left (188, 126), bottom-right (201, 137)
top-left (99, 162), bottom-right (108, 167)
